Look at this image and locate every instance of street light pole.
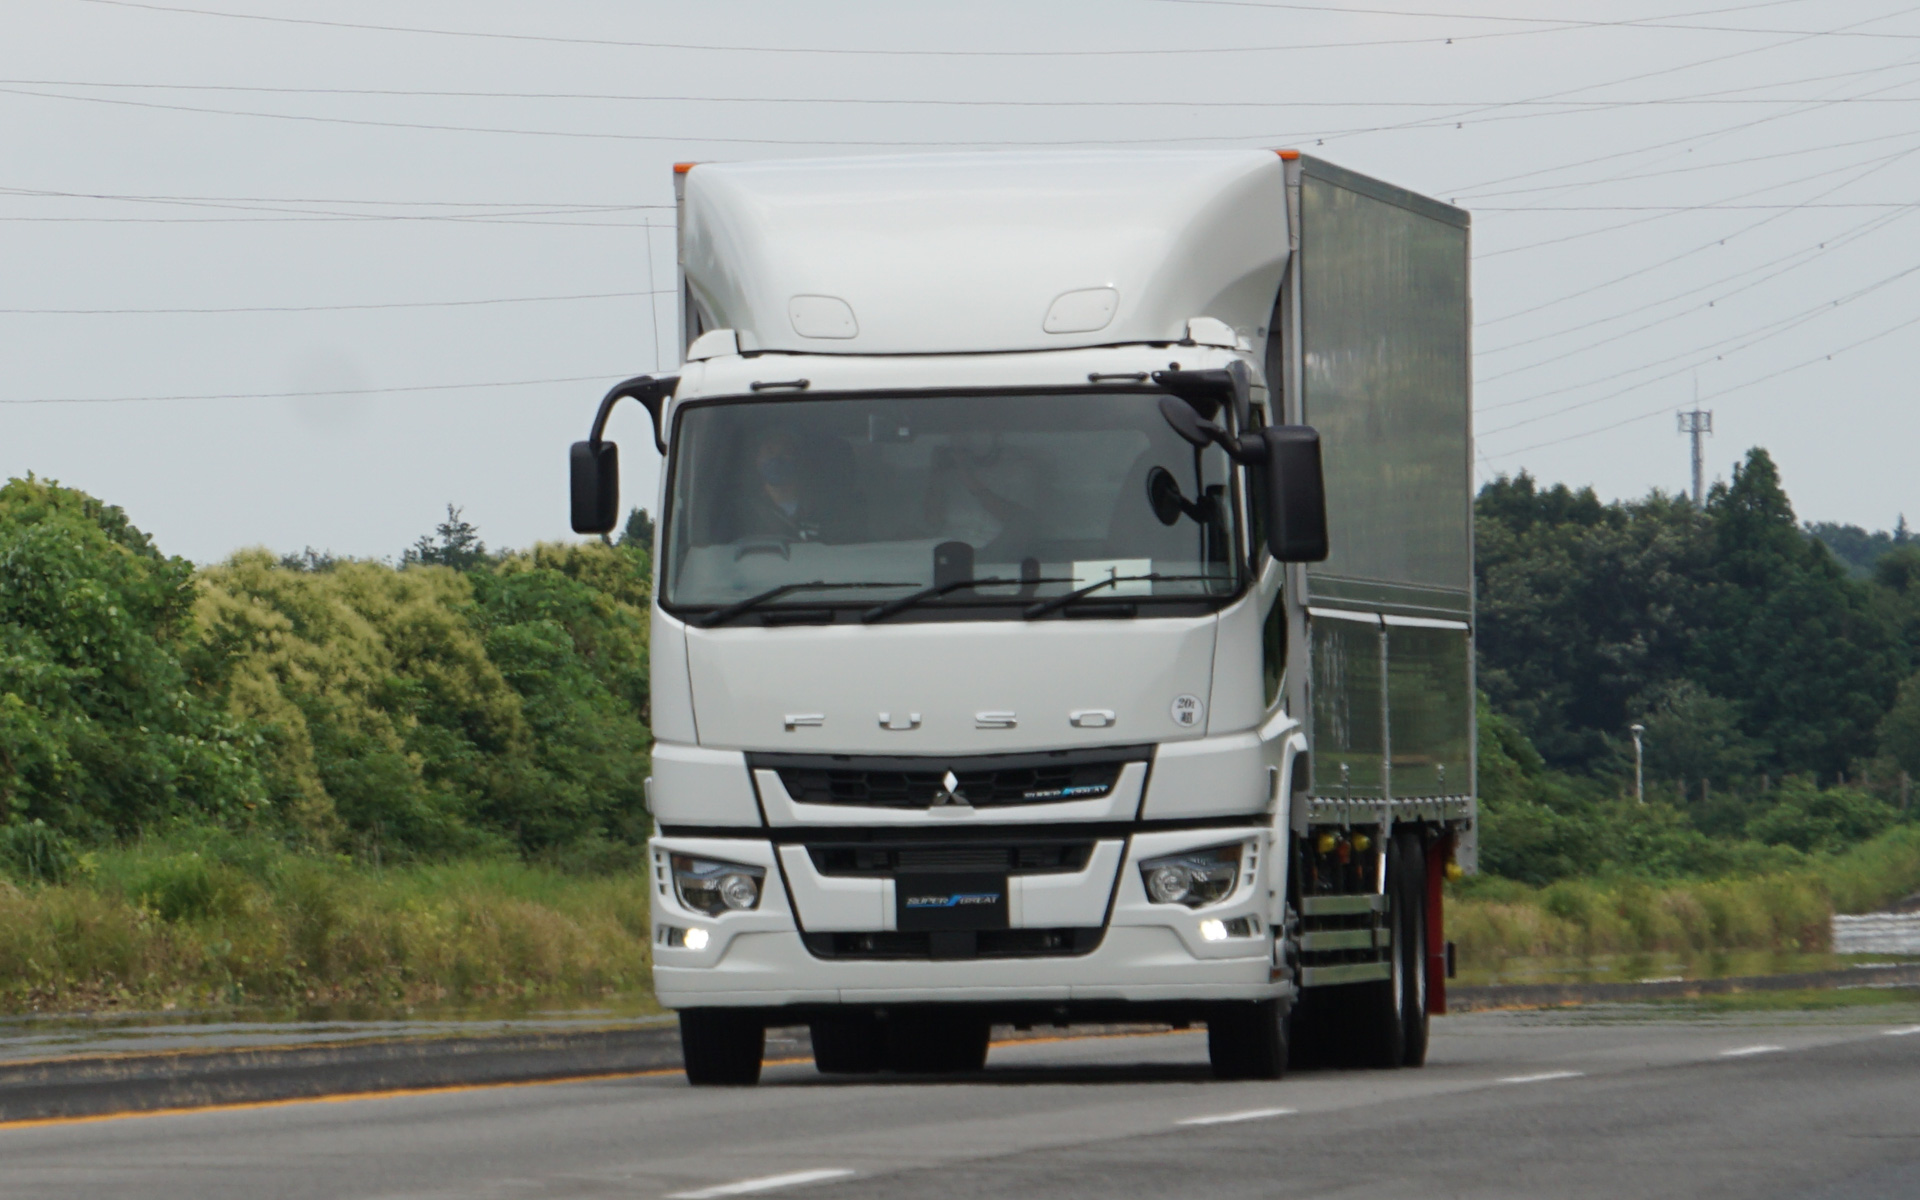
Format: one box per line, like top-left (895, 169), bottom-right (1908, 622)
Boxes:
top-left (1630, 724), bottom-right (1646, 805)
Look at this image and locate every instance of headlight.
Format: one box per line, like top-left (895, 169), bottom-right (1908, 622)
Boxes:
top-left (671, 855), bottom-right (765, 915)
top-left (1139, 843), bottom-right (1242, 908)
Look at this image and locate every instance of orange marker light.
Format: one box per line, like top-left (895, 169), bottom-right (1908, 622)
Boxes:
top-left (673, 162), bottom-right (699, 174)
top-left (1275, 149), bottom-right (1300, 161)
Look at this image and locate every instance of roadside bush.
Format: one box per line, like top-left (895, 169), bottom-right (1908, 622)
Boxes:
top-left (0, 820), bottom-right (84, 885)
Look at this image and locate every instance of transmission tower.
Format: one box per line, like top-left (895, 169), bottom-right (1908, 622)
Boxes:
top-left (1678, 408), bottom-right (1713, 506)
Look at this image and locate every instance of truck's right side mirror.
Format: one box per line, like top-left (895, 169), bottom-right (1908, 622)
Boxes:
top-left (1258, 425), bottom-right (1329, 563)
top-left (570, 439), bottom-right (620, 534)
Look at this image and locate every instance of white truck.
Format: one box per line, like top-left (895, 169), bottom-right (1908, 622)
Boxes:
top-left (570, 149), bottom-right (1475, 1084)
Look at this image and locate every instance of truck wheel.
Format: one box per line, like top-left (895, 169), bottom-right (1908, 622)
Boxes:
top-left (885, 1011), bottom-right (991, 1074)
top-left (1395, 829), bottom-right (1430, 1067)
top-left (1208, 999), bottom-right (1289, 1080)
top-left (1352, 852), bottom-right (1411, 1069)
top-left (680, 1009), bottom-right (765, 1086)
top-left (810, 1012), bottom-right (885, 1075)
top-left (1285, 989), bottom-right (1334, 1070)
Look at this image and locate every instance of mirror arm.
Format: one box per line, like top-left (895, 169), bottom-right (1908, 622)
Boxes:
top-left (591, 374), bottom-right (680, 453)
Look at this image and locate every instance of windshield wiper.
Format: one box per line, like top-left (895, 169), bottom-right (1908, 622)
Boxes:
top-left (699, 580), bottom-right (916, 627)
top-left (862, 575), bottom-right (1073, 623)
top-left (1022, 574), bottom-right (1220, 621)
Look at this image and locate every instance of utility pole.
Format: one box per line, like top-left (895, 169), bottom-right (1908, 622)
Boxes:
top-left (1630, 723), bottom-right (1646, 805)
top-left (1678, 408), bottom-right (1713, 506)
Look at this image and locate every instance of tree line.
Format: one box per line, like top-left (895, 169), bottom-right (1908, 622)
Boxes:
top-left (4, 455), bottom-right (1916, 886)
top-left (0, 479), bottom-right (656, 872)
top-left (1475, 448), bottom-right (1918, 883)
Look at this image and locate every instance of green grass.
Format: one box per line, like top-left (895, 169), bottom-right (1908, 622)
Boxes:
top-left (0, 828), bottom-right (658, 1015)
top-left (1654, 986), bottom-right (1920, 1014)
top-left (1448, 824), bottom-right (1920, 970)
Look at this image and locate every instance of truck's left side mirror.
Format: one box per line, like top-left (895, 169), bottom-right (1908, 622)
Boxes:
top-left (1258, 425), bottom-right (1329, 563)
top-left (570, 440), bottom-right (620, 534)
top-left (567, 373), bottom-right (678, 535)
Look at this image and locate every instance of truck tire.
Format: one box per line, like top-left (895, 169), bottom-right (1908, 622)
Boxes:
top-left (885, 1011), bottom-right (991, 1074)
top-left (810, 1012), bottom-right (886, 1075)
top-left (1395, 829), bottom-right (1430, 1067)
top-left (1209, 998), bottom-right (1289, 1080)
top-left (1352, 847), bottom-right (1411, 1069)
top-left (680, 1009), bottom-right (765, 1086)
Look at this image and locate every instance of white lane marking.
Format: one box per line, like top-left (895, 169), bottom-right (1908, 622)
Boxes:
top-left (1498, 1070), bottom-right (1585, 1084)
top-left (1720, 1044), bottom-right (1784, 1057)
top-left (1885, 1026), bottom-right (1920, 1037)
top-left (1178, 1106), bottom-right (1296, 1126)
top-left (666, 1168), bottom-right (857, 1199)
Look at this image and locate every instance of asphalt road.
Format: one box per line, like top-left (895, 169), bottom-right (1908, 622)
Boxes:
top-left (4, 1005), bottom-right (1918, 1199)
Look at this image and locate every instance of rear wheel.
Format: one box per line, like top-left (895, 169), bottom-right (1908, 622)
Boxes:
top-left (1208, 998), bottom-right (1289, 1080)
top-left (1395, 829), bottom-right (1431, 1067)
top-left (885, 1010), bottom-right (991, 1074)
top-left (810, 1011), bottom-right (886, 1075)
top-left (680, 1009), bottom-right (765, 1086)
top-left (1352, 846), bottom-right (1411, 1069)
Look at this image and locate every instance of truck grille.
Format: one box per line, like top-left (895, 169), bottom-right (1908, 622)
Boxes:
top-left (806, 840), bottom-right (1095, 878)
top-left (749, 745), bottom-right (1150, 810)
top-left (801, 928), bottom-right (1103, 960)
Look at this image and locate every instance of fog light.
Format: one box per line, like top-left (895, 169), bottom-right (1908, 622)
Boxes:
top-left (657, 924), bottom-right (712, 951)
top-left (1199, 919), bottom-right (1229, 942)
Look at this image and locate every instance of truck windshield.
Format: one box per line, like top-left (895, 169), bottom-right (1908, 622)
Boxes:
top-left (663, 391), bottom-right (1242, 617)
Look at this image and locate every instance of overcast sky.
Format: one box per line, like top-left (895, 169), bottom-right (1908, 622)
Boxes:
top-left (5, 0), bottom-right (1919, 562)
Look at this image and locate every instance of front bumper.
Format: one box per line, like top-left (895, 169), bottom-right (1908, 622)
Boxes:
top-left (650, 829), bottom-right (1283, 1010)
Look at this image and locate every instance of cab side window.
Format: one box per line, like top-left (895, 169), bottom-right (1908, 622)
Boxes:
top-left (1262, 593), bottom-right (1286, 709)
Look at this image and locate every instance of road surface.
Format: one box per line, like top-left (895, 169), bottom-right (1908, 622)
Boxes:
top-left (3, 1004), bottom-right (1918, 1199)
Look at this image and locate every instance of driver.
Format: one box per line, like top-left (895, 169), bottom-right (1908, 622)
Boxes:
top-left (738, 428), bottom-right (845, 542)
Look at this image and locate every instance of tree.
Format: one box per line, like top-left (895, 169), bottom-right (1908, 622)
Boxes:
top-left (1636, 680), bottom-right (1757, 791)
top-left (1699, 449), bottom-right (1900, 778)
top-left (1475, 473), bottom-right (1713, 771)
top-left (618, 507), bottom-right (655, 552)
top-left (403, 505), bottom-right (490, 571)
top-left (0, 476), bottom-right (261, 834)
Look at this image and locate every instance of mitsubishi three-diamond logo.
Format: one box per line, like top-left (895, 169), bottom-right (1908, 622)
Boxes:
top-left (933, 769), bottom-right (970, 807)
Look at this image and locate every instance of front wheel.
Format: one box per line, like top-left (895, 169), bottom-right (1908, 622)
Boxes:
top-left (680, 1009), bottom-right (765, 1086)
top-left (1208, 998), bottom-right (1289, 1080)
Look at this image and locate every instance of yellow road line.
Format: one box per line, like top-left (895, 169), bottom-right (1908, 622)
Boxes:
top-left (0, 1058), bottom-right (808, 1133)
top-left (0, 1027), bottom-right (1193, 1132)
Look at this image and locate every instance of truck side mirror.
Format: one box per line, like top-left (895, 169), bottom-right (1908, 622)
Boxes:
top-left (570, 440), bottom-right (620, 534)
top-left (566, 373), bottom-right (679, 536)
top-left (1258, 425), bottom-right (1329, 563)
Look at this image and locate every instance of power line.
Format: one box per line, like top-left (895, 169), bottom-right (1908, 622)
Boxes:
top-left (1476, 257), bottom-right (1920, 436)
top-left (1441, 20), bottom-right (1920, 195)
top-left (1477, 204), bottom-right (1916, 354)
top-left (1485, 305), bottom-right (1920, 460)
top-left (0, 288), bottom-right (672, 315)
top-left (1475, 208), bottom-right (1913, 385)
top-left (16, 76), bottom-right (1920, 109)
top-left (1153, 0), bottom-right (1909, 40)
top-left (2, 373), bottom-right (630, 406)
top-left (0, 184), bottom-right (670, 208)
top-left (1462, 122), bottom-right (1920, 201)
top-left (70, 0), bottom-right (1575, 56)
top-left (1476, 202), bottom-right (1920, 209)
top-left (1477, 133), bottom-right (1920, 259)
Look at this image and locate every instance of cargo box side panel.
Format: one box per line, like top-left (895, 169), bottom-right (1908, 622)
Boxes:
top-left (1298, 163), bottom-right (1471, 618)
